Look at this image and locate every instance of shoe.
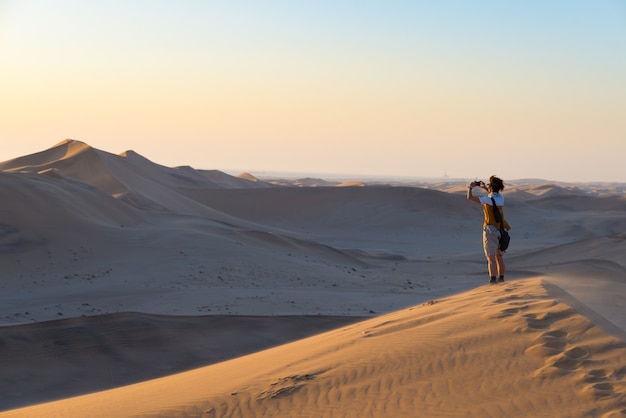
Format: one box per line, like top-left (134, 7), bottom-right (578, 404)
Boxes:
top-left (489, 279), bottom-right (497, 285)
top-left (497, 278), bottom-right (504, 283)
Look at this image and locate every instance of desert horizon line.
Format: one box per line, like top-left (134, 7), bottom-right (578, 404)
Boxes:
top-left (2, 138), bottom-right (624, 186)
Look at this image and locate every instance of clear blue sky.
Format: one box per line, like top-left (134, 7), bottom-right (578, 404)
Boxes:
top-left (1, 0), bottom-right (625, 181)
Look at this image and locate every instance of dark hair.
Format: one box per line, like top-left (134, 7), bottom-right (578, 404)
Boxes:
top-left (490, 175), bottom-right (504, 192)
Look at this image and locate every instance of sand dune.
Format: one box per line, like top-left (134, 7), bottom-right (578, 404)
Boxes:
top-left (1, 140), bottom-right (625, 416)
top-left (0, 139), bottom-right (271, 216)
top-left (0, 140), bottom-right (270, 192)
top-left (0, 313), bottom-right (361, 411)
top-left (4, 279), bottom-right (626, 418)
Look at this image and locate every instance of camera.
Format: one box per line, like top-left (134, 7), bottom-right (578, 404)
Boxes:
top-left (472, 181), bottom-right (482, 187)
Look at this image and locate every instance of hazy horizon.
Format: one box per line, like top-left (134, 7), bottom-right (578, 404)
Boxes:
top-left (5, 138), bottom-right (625, 187)
top-left (2, 1), bottom-right (625, 182)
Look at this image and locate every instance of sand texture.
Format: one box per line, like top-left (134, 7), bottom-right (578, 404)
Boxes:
top-left (1, 140), bottom-right (625, 417)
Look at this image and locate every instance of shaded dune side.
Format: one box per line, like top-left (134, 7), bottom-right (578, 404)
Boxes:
top-left (0, 314), bottom-right (362, 411)
top-left (530, 194), bottom-right (626, 212)
top-left (0, 140), bottom-right (272, 219)
top-left (509, 234), bottom-right (626, 272)
top-left (0, 171), bottom-right (141, 231)
top-left (233, 229), bottom-right (367, 266)
top-left (177, 186), bottom-right (478, 228)
top-left (6, 278), bottom-right (626, 418)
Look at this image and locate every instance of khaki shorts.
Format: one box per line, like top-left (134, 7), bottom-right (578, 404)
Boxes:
top-left (483, 225), bottom-right (502, 257)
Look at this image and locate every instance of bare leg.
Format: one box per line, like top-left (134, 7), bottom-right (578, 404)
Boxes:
top-left (496, 254), bottom-right (505, 277)
top-left (486, 255), bottom-right (498, 278)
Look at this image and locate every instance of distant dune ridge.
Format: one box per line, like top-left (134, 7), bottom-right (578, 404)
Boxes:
top-left (0, 139), bottom-right (625, 417)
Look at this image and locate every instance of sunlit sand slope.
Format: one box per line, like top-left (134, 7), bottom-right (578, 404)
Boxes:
top-left (5, 278), bottom-right (625, 418)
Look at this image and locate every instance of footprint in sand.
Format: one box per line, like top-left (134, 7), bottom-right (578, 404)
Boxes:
top-left (526, 329), bottom-right (569, 357)
top-left (551, 353), bottom-right (582, 371)
top-left (542, 329), bottom-right (568, 339)
top-left (529, 328), bottom-right (575, 377)
top-left (494, 294), bottom-right (524, 303)
top-left (501, 306), bottom-right (527, 316)
top-left (564, 346), bottom-right (589, 361)
top-left (522, 313), bottom-right (553, 330)
top-left (493, 292), bottom-right (533, 305)
top-left (482, 293), bottom-right (536, 319)
top-left (482, 306), bottom-right (527, 320)
top-left (583, 369), bottom-right (609, 383)
top-left (502, 283), bottom-right (523, 292)
top-left (507, 301), bottom-right (531, 306)
top-left (525, 339), bottom-right (567, 357)
top-left (580, 368), bottom-right (626, 403)
top-left (600, 408), bottom-right (626, 418)
top-left (592, 382), bottom-right (615, 395)
top-left (581, 381), bottom-right (616, 399)
top-left (534, 343), bottom-right (589, 372)
top-left (525, 316), bottom-right (625, 410)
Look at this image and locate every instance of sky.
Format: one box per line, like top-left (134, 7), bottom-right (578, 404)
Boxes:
top-left (1, 1), bottom-right (625, 182)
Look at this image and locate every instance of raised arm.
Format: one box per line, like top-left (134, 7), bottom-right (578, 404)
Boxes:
top-left (466, 181), bottom-right (485, 204)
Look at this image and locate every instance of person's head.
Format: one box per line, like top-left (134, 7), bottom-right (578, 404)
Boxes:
top-left (489, 175), bottom-right (504, 193)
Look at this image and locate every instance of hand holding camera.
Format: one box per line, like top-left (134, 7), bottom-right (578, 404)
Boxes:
top-left (471, 180), bottom-right (484, 188)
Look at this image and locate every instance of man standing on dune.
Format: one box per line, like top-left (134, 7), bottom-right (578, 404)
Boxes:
top-left (467, 175), bottom-right (511, 284)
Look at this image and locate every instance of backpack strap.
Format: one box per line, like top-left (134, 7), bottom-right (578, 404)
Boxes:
top-left (490, 197), bottom-right (504, 230)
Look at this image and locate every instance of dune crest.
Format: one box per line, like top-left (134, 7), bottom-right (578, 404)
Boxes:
top-left (0, 139), bottom-right (275, 208)
top-left (237, 172), bottom-right (259, 182)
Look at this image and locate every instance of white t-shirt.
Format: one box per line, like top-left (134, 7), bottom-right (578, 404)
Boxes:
top-left (479, 192), bottom-right (504, 206)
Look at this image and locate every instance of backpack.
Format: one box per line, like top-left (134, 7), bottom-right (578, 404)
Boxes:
top-left (490, 197), bottom-right (510, 252)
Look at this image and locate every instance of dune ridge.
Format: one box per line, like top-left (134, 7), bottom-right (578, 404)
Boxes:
top-left (4, 278), bottom-right (626, 418)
